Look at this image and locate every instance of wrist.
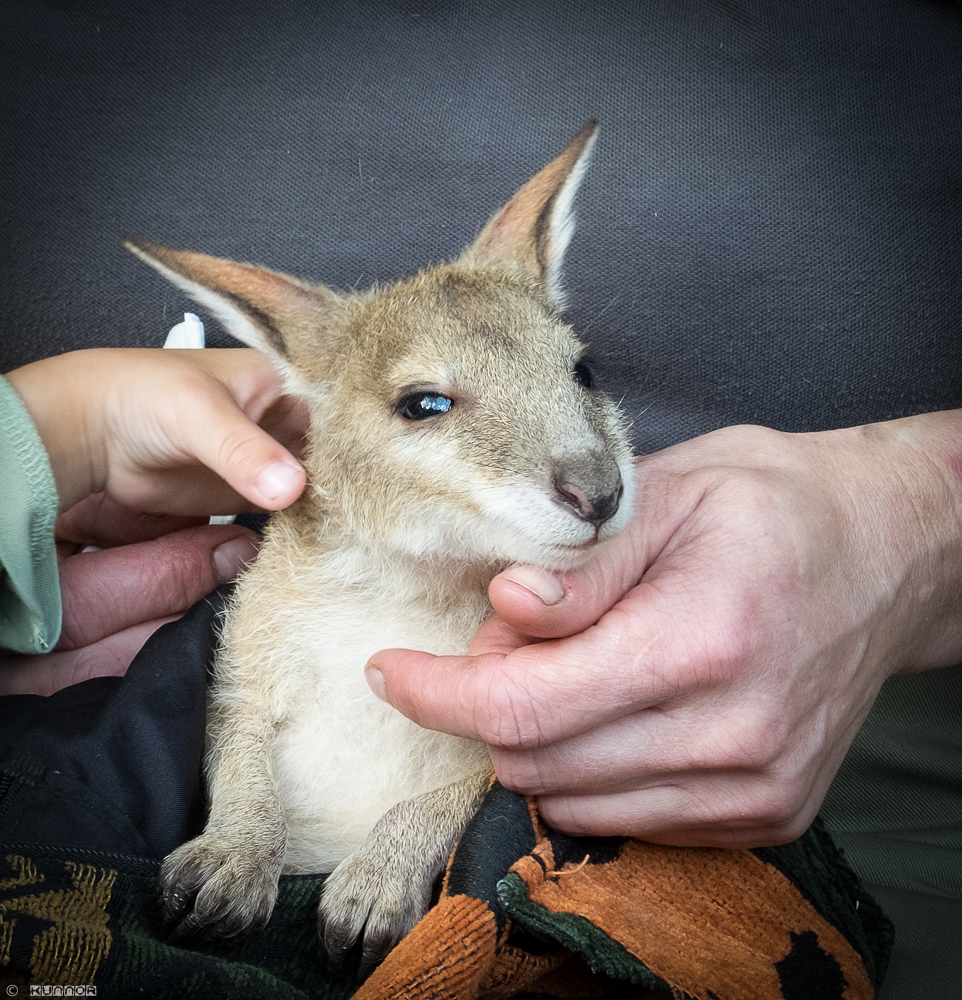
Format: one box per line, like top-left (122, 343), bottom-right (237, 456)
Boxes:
top-left (5, 352), bottom-right (106, 511)
top-left (814, 411), bottom-right (962, 674)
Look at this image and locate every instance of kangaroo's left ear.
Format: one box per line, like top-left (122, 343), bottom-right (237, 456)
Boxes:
top-left (123, 234), bottom-right (342, 377)
top-left (462, 120), bottom-right (598, 308)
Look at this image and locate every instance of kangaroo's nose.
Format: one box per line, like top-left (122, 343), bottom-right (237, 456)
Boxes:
top-left (553, 477), bottom-right (623, 530)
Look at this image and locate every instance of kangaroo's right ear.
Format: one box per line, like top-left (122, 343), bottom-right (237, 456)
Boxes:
top-left (462, 121), bottom-right (599, 308)
top-left (124, 235), bottom-right (339, 370)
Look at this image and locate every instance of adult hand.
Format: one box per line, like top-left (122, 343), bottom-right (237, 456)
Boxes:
top-left (0, 494), bottom-right (260, 697)
top-left (368, 414), bottom-right (962, 848)
top-left (5, 347), bottom-right (308, 514)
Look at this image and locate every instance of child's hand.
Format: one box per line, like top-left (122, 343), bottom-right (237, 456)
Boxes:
top-left (1, 347), bottom-right (307, 693)
top-left (0, 494), bottom-right (260, 696)
top-left (6, 348), bottom-right (308, 515)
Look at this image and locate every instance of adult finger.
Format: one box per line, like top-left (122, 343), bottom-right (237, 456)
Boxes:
top-left (534, 752), bottom-right (835, 848)
top-left (488, 534), bottom-right (645, 641)
top-left (367, 586), bottom-right (684, 748)
top-left (0, 616), bottom-right (178, 697)
top-left (56, 524), bottom-right (259, 650)
top-left (487, 692), bottom-right (803, 796)
top-left (517, 706), bottom-right (858, 847)
top-left (534, 785), bottom-right (812, 849)
top-left (485, 457), bottom-right (693, 641)
top-left (56, 493), bottom-right (208, 548)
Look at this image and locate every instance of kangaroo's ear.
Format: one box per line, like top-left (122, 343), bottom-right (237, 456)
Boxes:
top-left (462, 120), bottom-right (598, 308)
top-left (124, 235), bottom-right (338, 370)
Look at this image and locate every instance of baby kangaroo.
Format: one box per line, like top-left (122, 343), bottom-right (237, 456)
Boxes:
top-left (127, 121), bottom-right (633, 975)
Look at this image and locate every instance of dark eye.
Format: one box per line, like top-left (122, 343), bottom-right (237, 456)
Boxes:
top-left (573, 360), bottom-right (594, 389)
top-left (396, 392), bottom-right (453, 421)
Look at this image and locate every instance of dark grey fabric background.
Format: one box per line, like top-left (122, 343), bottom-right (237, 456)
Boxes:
top-left (2, 2), bottom-right (961, 998)
top-left (3, 0), bottom-right (961, 451)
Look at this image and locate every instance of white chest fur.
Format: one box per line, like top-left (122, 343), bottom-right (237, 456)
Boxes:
top-left (213, 538), bottom-right (494, 874)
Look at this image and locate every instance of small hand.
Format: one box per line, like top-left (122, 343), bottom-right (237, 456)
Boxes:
top-left (5, 347), bottom-right (309, 514)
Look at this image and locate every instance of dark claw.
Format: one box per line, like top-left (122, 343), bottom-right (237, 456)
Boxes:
top-left (319, 903), bottom-right (370, 975)
top-left (358, 929), bottom-right (400, 980)
top-left (319, 899), bottom-right (414, 979)
top-left (158, 834), bottom-right (281, 943)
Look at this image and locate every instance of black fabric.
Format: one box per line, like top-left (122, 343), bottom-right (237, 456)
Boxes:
top-left (0, 586), bottom-right (222, 859)
top-left (445, 779), bottom-right (537, 931)
top-left (2, 1), bottom-right (961, 451)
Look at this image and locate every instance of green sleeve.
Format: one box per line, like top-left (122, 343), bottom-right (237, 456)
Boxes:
top-left (0, 374), bottom-right (61, 653)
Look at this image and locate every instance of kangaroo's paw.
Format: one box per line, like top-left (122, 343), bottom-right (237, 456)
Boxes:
top-left (318, 775), bottom-right (486, 975)
top-left (318, 848), bottom-right (434, 978)
top-left (160, 829), bottom-right (285, 942)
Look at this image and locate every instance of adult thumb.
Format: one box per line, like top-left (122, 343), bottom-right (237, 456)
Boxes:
top-left (489, 529), bottom-right (647, 640)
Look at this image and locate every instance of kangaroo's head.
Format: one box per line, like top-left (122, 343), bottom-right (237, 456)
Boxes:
top-left (126, 122), bottom-right (633, 569)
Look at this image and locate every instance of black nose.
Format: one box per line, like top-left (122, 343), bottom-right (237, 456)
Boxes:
top-left (553, 478), bottom-right (623, 530)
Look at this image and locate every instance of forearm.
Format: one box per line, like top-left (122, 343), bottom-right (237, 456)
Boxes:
top-left (799, 410), bottom-right (962, 674)
top-left (0, 374), bottom-right (62, 652)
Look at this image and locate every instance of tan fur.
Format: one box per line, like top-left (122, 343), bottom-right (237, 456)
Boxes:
top-left (127, 121), bottom-right (633, 973)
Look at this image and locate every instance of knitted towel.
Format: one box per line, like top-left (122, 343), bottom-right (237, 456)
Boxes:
top-left (0, 783), bottom-right (892, 999)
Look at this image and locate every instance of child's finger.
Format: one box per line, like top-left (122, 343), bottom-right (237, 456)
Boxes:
top-left (170, 387), bottom-right (306, 510)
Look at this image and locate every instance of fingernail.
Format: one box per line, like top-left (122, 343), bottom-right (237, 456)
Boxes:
top-left (365, 662), bottom-right (387, 702)
top-left (213, 534), bottom-right (260, 583)
top-left (257, 460), bottom-right (304, 505)
top-left (500, 564), bottom-right (565, 606)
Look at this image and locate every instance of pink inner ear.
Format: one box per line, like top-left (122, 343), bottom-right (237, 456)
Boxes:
top-left (147, 244), bottom-right (331, 356)
top-left (465, 122), bottom-right (597, 279)
top-left (476, 200), bottom-right (539, 262)
top-left (470, 178), bottom-right (560, 276)
top-left (183, 255), bottom-right (317, 316)
top-left (126, 234), bottom-right (339, 360)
